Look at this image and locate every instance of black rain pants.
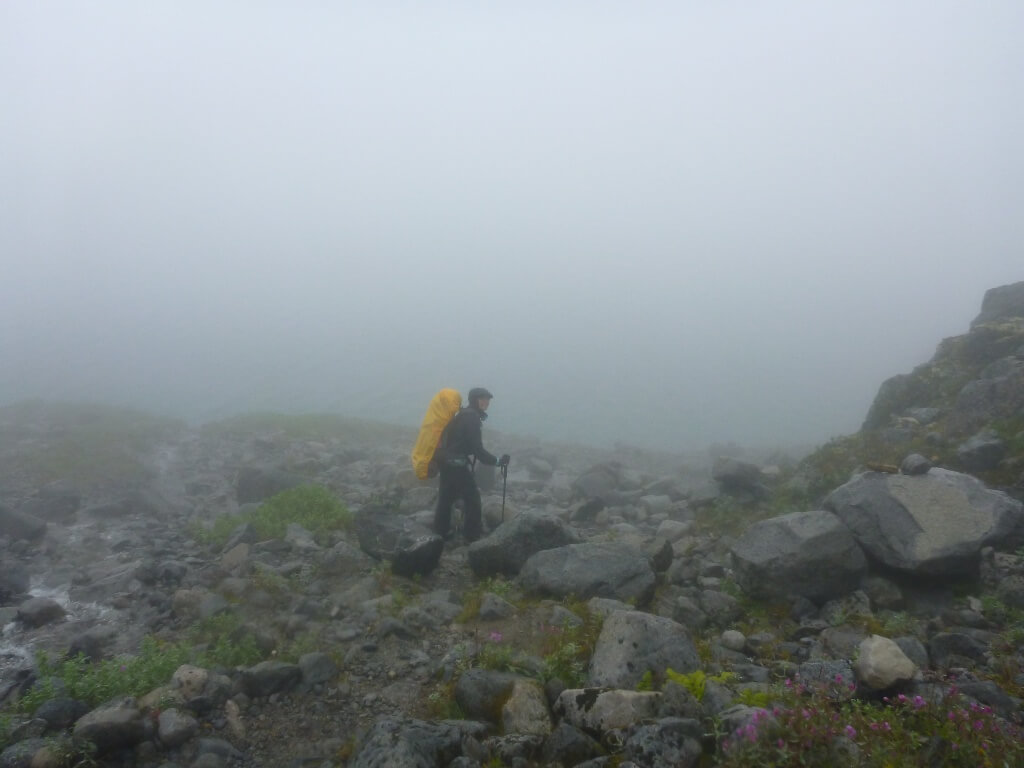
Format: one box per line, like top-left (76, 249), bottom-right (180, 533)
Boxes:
top-left (434, 463), bottom-right (483, 542)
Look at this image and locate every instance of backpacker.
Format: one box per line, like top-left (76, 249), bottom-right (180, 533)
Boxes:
top-left (411, 388), bottom-right (462, 480)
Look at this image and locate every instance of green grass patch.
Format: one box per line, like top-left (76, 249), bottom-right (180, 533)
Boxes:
top-left (10, 617), bottom-right (277, 717)
top-left (16, 636), bottom-right (190, 713)
top-left (191, 484), bottom-right (351, 548)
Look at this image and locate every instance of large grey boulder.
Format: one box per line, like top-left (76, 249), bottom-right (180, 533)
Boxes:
top-left (956, 429), bottom-right (1008, 471)
top-left (17, 597), bottom-right (66, 628)
top-left (730, 510), bottom-right (866, 602)
top-left (518, 542), bottom-right (656, 606)
top-left (824, 469), bottom-right (1024, 576)
top-left (588, 611), bottom-right (700, 689)
top-left (556, 689), bottom-right (662, 734)
top-left (953, 368), bottom-right (1024, 436)
top-left (621, 717), bottom-right (703, 768)
top-left (467, 511), bottom-right (582, 578)
top-left (72, 698), bottom-right (148, 754)
top-left (712, 457), bottom-right (764, 492)
top-left (349, 716), bottom-right (487, 768)
top-left (354, 506), bottom-right (443, 577)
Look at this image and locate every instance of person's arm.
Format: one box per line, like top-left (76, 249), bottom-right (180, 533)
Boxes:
top-left (468, 415), bottom-right (498, 465)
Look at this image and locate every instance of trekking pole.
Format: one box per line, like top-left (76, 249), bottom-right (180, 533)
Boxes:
top-left (500, 462), bottom-right (508, 523)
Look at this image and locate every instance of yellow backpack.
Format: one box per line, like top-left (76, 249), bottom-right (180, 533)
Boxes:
top-left (411, 388), bottom-right (462, 479)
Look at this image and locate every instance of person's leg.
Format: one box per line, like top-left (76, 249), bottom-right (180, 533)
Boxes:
top-left (461, 471), bottom-right (484, 542)
top-left (433, 468), bottom-right (457, 537)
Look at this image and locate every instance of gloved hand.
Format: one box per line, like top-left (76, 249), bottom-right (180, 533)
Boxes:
top-left (498, 454), bottom-right (511, 468)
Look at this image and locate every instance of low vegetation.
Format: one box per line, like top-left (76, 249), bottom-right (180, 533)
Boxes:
top-left (190, 484), bottom-right (352, 548)
top-left (16, 637), bottom-right (188, 714)
top-left (11, 614), bottom-right (273, 718)
top-left (716, 676), bottom-right (1024, 768)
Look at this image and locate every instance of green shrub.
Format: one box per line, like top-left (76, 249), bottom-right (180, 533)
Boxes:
top-left (537, 606), bottom-right (603, 688)
top-left (541, 640), bottom-right (587, 687)
top-left (192, 484), bottom-right (351, 548)
top-left (12, 618), bottom-right (273, 715)
top-left (18, 637), bottom-right (190, 713)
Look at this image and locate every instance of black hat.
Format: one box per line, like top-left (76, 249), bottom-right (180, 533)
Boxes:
top-left (468, 387), bottom-right (493, 404)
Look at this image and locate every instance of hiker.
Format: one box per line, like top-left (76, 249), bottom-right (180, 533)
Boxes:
top-left (433, 387), bottom-right (510, 542)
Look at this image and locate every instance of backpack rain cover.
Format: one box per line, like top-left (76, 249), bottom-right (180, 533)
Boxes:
top-left (411, 388), bottom-right (461, 479)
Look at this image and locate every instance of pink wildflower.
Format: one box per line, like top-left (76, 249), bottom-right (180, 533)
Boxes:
top-left (844, 725), bottom-right (856, 738)
top-left (489, 631), bottom-right (503, 643)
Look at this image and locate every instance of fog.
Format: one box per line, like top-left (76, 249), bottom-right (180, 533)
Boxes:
top-left (1, 2), bottom-right (1021, 452)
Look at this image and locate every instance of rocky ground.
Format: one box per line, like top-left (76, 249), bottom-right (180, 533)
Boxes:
top-left (0, 406), bottom-right (724, 767)
top-left (2, 281), bottom-right (1024, 768)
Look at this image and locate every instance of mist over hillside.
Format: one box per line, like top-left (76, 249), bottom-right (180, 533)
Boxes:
top-left (2, 1), bottom-right (1021, 452)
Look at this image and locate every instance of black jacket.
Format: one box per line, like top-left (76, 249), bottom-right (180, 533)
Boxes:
top-left (443, 407), bottom-right (497, 466)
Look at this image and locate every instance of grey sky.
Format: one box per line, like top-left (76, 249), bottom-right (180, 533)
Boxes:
top-left (2, 1), bottom-right (1022, 451)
